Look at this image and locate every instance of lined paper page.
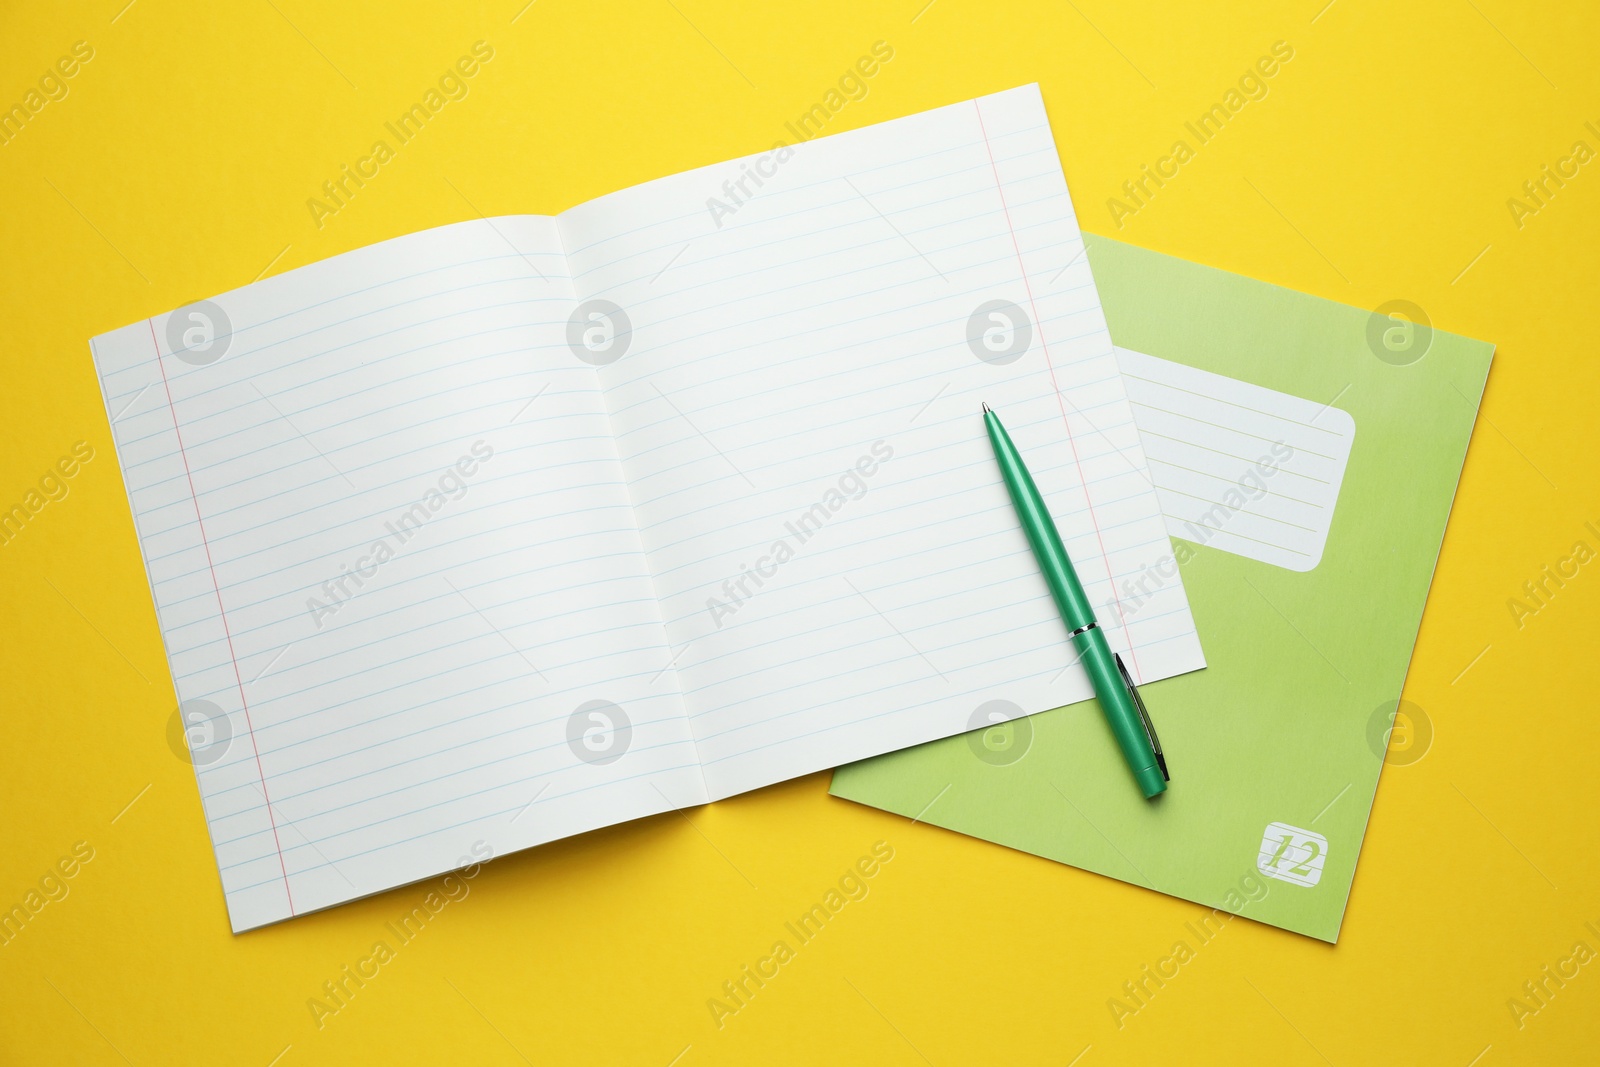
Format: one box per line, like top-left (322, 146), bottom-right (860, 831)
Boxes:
top-left (561, 86), bottom-right (1205, 799)
top-left (1116, 348), bottom-right (1355, 571)
top-left (92, 219), bottom-right (705, 931)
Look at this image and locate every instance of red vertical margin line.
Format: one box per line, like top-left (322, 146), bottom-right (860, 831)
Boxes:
top-left (148, 319), bottom-right (297, 915)
top-left (972, 100), bottom-right (1146, 684)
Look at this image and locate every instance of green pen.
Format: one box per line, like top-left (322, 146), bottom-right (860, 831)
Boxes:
top-left (982, 403), bottom-right (1169, 798)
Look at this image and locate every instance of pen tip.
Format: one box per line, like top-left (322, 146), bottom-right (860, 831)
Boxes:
top-left (981, 401), bottom-right (991, 414)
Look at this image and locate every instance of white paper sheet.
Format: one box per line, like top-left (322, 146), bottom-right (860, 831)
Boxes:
top-left (564, 86), bottom-right (1206, 799)
top-left (91, 86), bottom-right (1205, 931)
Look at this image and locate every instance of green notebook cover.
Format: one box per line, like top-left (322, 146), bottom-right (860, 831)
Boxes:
top-left (829, 236), bottom-right (1493, 942)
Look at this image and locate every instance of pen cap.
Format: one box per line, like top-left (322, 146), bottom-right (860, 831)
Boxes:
top-left (1073, 630), bottom-right (1168, 798)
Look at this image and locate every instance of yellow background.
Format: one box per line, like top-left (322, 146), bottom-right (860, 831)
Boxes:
top-left (2, 0), bottom-right (1597, 1063)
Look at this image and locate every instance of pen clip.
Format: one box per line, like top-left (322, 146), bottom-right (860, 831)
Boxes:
top-left (1114, 652), bottom-right (1168, 782)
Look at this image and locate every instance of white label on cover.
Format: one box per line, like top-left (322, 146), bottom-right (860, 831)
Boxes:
top-left (1117, 348), bottom-right (1355, 572)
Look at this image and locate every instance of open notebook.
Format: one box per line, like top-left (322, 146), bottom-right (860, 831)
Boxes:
top-left (91, 85), bottom-right (1204, 931)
